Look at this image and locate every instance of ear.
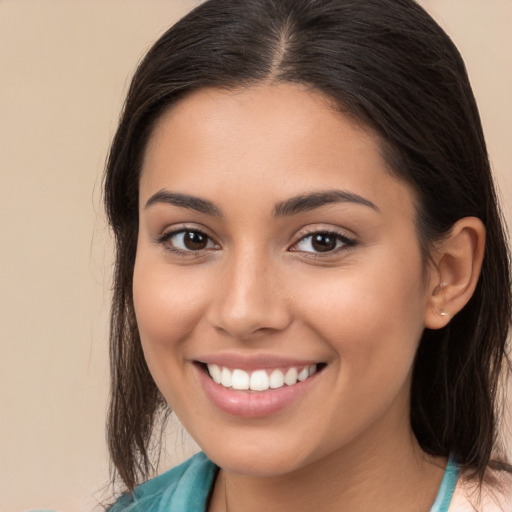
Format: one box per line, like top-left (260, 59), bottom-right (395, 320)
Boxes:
top-left (424, 217), bottom-right (486, 330)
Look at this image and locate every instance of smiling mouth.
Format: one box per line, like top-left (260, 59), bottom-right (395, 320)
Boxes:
top-left (203, 363), bottom-right (327, 392)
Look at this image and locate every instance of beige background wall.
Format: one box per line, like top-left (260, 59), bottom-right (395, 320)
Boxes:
top-left (0, 1), bottom-right (510, 511)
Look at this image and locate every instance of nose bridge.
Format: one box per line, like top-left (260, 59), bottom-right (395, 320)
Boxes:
top-left (209, 243), bottom-right (290, 339)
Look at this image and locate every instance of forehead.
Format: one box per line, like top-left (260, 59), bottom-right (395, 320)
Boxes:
top-left (140, 83), bottom-right (416, 216)
top-left (144, 84), bottom-right (372, 163)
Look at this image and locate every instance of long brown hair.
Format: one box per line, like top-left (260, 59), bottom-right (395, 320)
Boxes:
top-left (104, 0), bottom-right (511, 494)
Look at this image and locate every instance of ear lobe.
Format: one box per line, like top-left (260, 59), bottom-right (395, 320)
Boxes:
top-left (424, 217), bottom-right (486, 330)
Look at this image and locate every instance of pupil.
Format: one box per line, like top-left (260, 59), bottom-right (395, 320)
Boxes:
top-left (184, 231), bottom-right (207, 250)
top-left (312, 234), bottom-right (336, 252)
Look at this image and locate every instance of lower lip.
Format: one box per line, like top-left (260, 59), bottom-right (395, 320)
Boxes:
top-left (196, 365), bottom-right (322, 418)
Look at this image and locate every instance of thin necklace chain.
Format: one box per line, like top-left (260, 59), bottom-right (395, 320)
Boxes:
top-left (224, 471), bottom-right (229, 512)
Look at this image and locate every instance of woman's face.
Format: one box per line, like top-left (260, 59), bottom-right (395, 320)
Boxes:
top-left (134, 83), bottom-right (432, 476)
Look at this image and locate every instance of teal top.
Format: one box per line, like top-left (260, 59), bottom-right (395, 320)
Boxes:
top-left (109, 452), bottom-right (460, 512)
top-left (430, 454), bottom-right (460, 512)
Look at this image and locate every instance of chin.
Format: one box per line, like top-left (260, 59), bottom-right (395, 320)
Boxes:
top-left (194, 428), bottom-right (320, 477)
top-left (209, 450), bottom-right (308, 478)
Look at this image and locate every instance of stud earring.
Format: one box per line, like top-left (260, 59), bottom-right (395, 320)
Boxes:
top-left (439, 309), bottom-right (449, 317)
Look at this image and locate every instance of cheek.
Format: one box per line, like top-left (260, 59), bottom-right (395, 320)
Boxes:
top-left (132, 252), bottom-right (207, 374)
top-left (295, 253), bottom-right (426, 377)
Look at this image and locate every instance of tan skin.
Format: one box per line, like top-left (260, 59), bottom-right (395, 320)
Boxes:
top-left (134, 83), bottom-right (485, 511)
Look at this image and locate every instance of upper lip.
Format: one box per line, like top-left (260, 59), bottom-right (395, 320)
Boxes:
top-left (194, 353), bottom-right (325, 371)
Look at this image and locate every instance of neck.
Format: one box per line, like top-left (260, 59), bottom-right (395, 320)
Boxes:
top-left (209, 412), bottom-right (446, 512)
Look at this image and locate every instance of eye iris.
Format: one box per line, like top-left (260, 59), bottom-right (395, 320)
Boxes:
top-left (184, 231), bottom-right (208, 250)
top-left (312, 233), bottom-right (337, 252)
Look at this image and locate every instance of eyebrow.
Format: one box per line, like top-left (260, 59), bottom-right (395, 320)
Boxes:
top-left (144, 188), bottom-right (378, 218)
top-left (145, 190), bottom-right (223, 217)
top-left (273, 190), bottom-right (379, 217)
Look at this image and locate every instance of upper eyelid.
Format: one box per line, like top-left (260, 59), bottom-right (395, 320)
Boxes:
top-left (156, 226), bottom-right (219, 249)
top-left (157, 228), bottom-right (220, 256)
top-left (289, 227), bottom-right (357, 252)
top-left (158, 224), bottom-right (215, 240)
top-left (292, 225), bottom-right (356, 242)
top-left (155, 224), bottom-right (356, 248)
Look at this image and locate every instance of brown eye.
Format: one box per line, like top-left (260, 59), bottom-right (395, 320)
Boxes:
top-left (292, 231), bottom-right (356, 254)
top-left (311, 233), bottom-right (337, 252)
top-left (160, 229), bottom-right (218, 252)
top-left (183, 231), bottom-right (208, 250)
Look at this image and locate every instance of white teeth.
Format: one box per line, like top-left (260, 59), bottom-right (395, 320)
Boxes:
top-left (269, 369), bottom-right (285, 389)
top-left (221, 367), bottom-right (232, 388)
top-left (231, 369), bottom-right (250, 390)
top-left (209, 364), bottom-right (222, 384)
top-left (250, 370), bottom-right (270, 391)
top-left (284, 367), bottom-right (298, 386)
top-left (206, 364), bottom-right (319, 391)
top-left (297, 367), bottom-right (309, 381)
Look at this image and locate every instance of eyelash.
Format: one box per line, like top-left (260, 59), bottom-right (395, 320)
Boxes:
top-left (157, 227), bottom-right (219, 255)
top-left (290, 229), bottom-right (357, 256)
top-left (156, 227), bottom-right (357, 256)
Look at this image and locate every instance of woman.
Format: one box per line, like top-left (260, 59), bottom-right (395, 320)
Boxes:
top-left (104, 0), bottom-right (511, 510)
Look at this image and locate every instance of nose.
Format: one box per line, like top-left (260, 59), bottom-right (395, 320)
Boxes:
top-left (206, 249), bottom-right (292, 341)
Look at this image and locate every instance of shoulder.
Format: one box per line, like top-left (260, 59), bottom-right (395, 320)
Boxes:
top-left (449, 467), bottom-right (512, 512)
top-left (109, 452), bottom-right (218, 512)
